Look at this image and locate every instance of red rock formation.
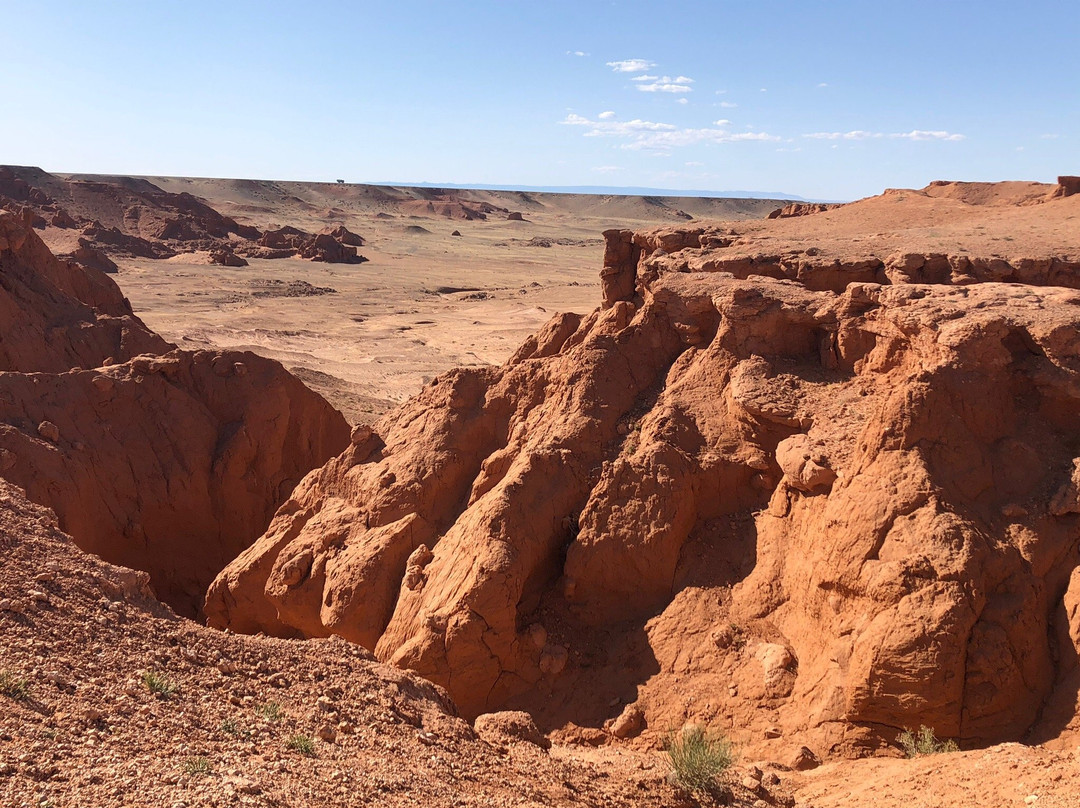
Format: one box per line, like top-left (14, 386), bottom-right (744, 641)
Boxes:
top-left (0, 208), bottom-right (351, 617)
top-left (767, 202), bottom-right (839, 219)
top-left (0, 210), bottom-right (169, 371)
top-left (207, 213), bottom-right (1080, 759)
top-left (254, 226), bottom-right (367, 263)
top-left (1054, 176), bottom-right (1080, 198)
top-left (324, 224), bottom-right (365, 246)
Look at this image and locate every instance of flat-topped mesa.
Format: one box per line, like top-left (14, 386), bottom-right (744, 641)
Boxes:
top-left (1054, 175), bottom-right (1080, 198)
top-left (208, 204), bottom-right (1080, 758)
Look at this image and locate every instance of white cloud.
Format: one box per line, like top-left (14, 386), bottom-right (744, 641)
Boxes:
top-left (622, 128), bottom-right (780, 150)
top-left (598, 110), bottom-right (616, 120)
top-left (567, 50), bottom-right (589, 57)
top-left (562, 113), bottom-right (779, 151)
top-left (803, 129), bottom-right (965, 142)
top-left (719, 101), bottom-right (737, 108)
top-left (803, 130), bottom-right (883, 140)
top-left (631, 74), bottom-right (659, 81)
top-left (676, 98), bottom-right (688, 104)
top-left (636, 80), bottom-right (694, 94)
top-left (713, 119), bottom-right (731, 126)
top-left (685, 161), bottom-right (704, 166)
top-left (562, 113), bottom-right (677, 136)
top-left (891, 129), bottom-right (965, 141)
top-left (592, 165), bottom-right (624, 172)
top-left (1040, 133), bottom-right (1062, 139)
top-left (606, 58), bottom-right (655, 73)
top-left (817, 82), bottom-right (829, 88)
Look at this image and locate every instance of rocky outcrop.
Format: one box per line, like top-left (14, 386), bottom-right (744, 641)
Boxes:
top-left (206, 208), bottom-right (1080, 757)
top-left (0, 210), bottom-right (170, 371)
top-left (767, 202), bottom-right (839, 219)
top-left (324, 224), bottom-right (365, 246)
top-left (250, 226), bottom-right (367, 264)
top-left (0, 208), bottom-right (351, 617)
top-left (1054, 176), bottom-right (1080, 198)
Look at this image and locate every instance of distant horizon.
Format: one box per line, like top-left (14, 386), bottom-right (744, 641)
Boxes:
top-left (4, 0), bottom-right (1075, 200)
top-left (26, 162), bottom-right (1072, 207)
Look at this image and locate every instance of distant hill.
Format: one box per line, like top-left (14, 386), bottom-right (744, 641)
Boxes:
top-left (370, 181), bottom-right (808, 201)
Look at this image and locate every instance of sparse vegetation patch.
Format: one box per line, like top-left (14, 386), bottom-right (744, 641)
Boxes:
top-left (286, 733), bottom-right (316, 757)
top-left (142, 670), bottom-right (176, 699)
top-left (182, 756), bottom-right (212, 776)
top-left (665, 725), bottom-right (733, 794)
top-left (898, 725), bottom-right (959, 758)
top-left (0, 671), bottom-right (29, 701)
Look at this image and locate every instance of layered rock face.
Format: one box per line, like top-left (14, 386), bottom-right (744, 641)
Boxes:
top-left (207, 190), bottom-right (1080, 754)
top-left (0, 210), bottom-right (350, 616)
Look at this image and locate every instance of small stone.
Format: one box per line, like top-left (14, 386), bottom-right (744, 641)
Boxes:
top-left (764, 726), bottom-right (783, 739)
top-left (232, 362), bottom-right (247, 376)
top-left (29, 590), bottom-right (50, 604)
top-left (742, 776), bottom-right (762, 792)
top-left (350, 424), bottom-right (373, 445)
top-left (316, 695), bottom-right (335, 711)
top-left (317, 724), bottom-right (336, 742)
top-left (790, 746), bottom-right (821, 771)
top-left (91, 375), bottom-right (114, 392)
top-left (763, 771), bottom-right (781, 787)
top-left (37, 421), bottom-right (60, 443)
top-left (611, 704), bottom-right (645, 739)
top-left (539, 644), bottom-right (568, 676)
top-left (0, 449), bottom-right (15, 471)
top-left (745, 765), bottom-right (762, 782)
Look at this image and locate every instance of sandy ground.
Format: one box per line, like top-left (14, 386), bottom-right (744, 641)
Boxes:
top-left (109, 180), bottom-right (781, 421)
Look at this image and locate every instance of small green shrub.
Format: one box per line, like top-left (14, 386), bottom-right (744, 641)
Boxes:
top-left (286, 733), bottom-right (316, 757)
top-left (182, 756), bottom-right (212, 776)
top-left (898, 725), bottom-right (959, 758)
top-left (257, 702), bottom-right (282, 722)
top-left (220, 718), bottom-right (241, 737)
top-left (142, 670), bottom-right (176, 699)
top-left (0, 671), bottom-right (29, 701)
top-left (665, 725), bottom-right (732, 793)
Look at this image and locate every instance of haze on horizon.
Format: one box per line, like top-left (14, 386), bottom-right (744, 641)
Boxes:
top-left (2, 0), bottom-right (1076, 201)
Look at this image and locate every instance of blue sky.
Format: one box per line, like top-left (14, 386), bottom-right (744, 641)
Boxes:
top-left (2, 0), bottom-right (1076, 199)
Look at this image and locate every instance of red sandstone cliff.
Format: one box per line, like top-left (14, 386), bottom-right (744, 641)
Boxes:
top-left (206, 189), bottom-right (1080, 759)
